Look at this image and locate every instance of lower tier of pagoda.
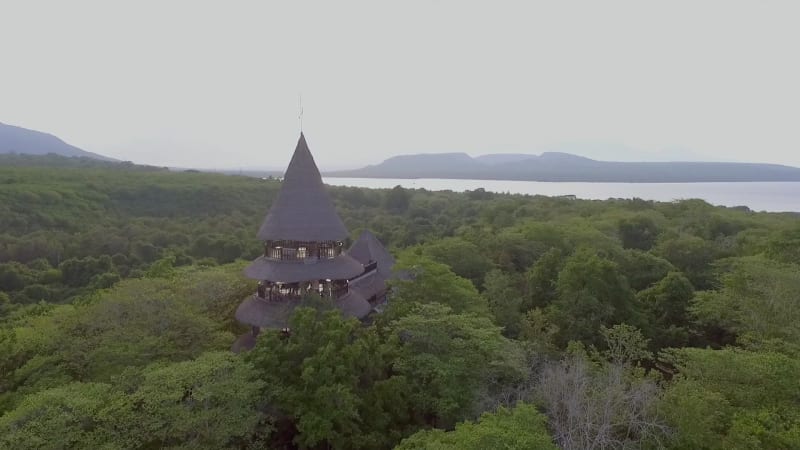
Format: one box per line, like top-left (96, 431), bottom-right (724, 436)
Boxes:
top-left (235, 284), bottom-right (371, 330)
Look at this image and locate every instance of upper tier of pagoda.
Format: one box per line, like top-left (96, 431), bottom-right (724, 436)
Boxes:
top-left (257, 133), bottom-right (348, 242)
top-left (243, 133), bottom-right (364, 283)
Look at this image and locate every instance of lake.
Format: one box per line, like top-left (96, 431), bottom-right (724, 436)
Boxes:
top-left (323, 177), bottom-right (800, 213)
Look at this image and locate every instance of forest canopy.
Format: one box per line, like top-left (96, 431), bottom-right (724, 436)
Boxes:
top-left (1, 154), bottom-right (799, 449)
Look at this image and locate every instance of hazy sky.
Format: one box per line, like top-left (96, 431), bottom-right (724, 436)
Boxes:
top-left (2, 1), bottom-right (799, 169)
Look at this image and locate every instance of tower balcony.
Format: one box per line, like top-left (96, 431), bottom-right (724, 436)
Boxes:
top-left (255, 279), bottom-right (349, 302)
top-left (264, 240), bottom-right (345, 261)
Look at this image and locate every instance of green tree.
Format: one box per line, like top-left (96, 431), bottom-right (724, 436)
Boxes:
top-left (58, 255), bottom-right (113, 288)
top-left (614, 249), bottom-right (674, 291)
top-left (618, 215), bottom-right (660, 250)
top-left (599, 324), bottom-right (652, 365)
top-left (0, 262), bottom-right (31, 291)
top-left (660, 347), bottom-right (800, 449)
top-left (145, 254), bottom-right (177, 278)
top-left (655, 234), bottom-right (717, 290)
top-left (658, 379), bottom-right (733, 450)
top-left (0, 292), bottom-right (12, 318)
top-left (385, 185), bottom-right (411, 213)
top-left (173, 262), bottom-right (254, 332)
top-left (387, 303), bottom-right (525, 428)
top-left (109, 352), bottom-right (268, 449)
top-left (247, 307), bottom-right (414, 450)
top-left (484, 230), bottom-right (546, 272)
top-left (390, 253), bottom-right (489, 317)
top-left (518, 308), bottom-right (560, 355)
top-left (638, 271), bottom-right (695, 349)
top-left (766, 225), bottom-right (800, 264)
top-left (20, 284), bottom-right (52, 303)
top-left (546, 249), bottom-right (639, 347)
top-left (2, 272), bottom-right (234, 408)
top-left (396, 403), bottom-right (558, 450)
top-left (663, 347), bottom-right (800, 410)
top-left (0, 382), bottom-right (118, 450)
top-left (483, 269), bottom-right (525, 337)
top-left (691, 257), bottom-right (800, 348)
top-left (422, 237), bottom-right (493, 288)
top-left (0, 353), bottom-right (269, 450)
top-left (524, 247), bottom-right (563, 310)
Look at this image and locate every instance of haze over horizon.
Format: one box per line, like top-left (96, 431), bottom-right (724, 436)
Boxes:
top-left (2, 1), bottom-right (799, 170)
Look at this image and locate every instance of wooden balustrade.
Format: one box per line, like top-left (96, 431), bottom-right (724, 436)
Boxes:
top-left (256, 280), bottom-right (349, 301)
top-left (263, 240), bottom-right (345, 261)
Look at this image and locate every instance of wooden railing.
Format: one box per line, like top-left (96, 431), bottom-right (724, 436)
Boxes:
top-left (263, 240), bottom-right (345, 261)
top-left (256, 280), bottom-right (349, 301)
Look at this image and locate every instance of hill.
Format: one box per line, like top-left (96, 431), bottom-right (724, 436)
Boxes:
top-left (0, 122), bottom-right (116, 161)
top-left (330, 152), bottom-right (800, 182)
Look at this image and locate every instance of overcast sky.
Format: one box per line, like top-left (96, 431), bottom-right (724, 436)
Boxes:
top-left (1, 1), bottom-right (799, 169)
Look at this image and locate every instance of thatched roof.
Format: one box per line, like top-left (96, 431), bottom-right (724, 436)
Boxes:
top-left (257, 133), bottom-right (349, 242)
top-left (348, 230), bottom-right (395, 279)
top-left (235, 295), bottom-right (298, 328)
top-left (235, 290), bottom-right (372, 330)
top-left (231, 331), bottom-right (258, 353)
top-left (244, 253), bottom-right (365, 283)
top-left (349, 270), bottom-right (387, 301)
top-left (334, 290), bottom-right (372, 319)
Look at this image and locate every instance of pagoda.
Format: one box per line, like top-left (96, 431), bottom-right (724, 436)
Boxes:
top-left (233, 133), bottom-right (393, 351)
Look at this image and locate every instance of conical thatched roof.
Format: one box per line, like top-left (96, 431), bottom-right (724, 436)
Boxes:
top-left (334, 290), bottom-right (372, 319)
top-left (349, 269), bottom-right (387, 301)
top-left (234, 291), bottom-right (371, 329)
top-left (231, 331), bottom-right (258, 353)
top-left (257, 133), bottom-right (349, 241)
top-left (348, 230), bottom-right (395, 279)
top-left (235, 295), bottom-right (299, 329)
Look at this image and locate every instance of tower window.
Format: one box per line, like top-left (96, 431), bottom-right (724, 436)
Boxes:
top-left (319, 243), bottom-right (334, 258)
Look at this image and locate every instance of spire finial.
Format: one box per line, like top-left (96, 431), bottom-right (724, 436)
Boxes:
top-left (298, 93), bottom-right (304, 133)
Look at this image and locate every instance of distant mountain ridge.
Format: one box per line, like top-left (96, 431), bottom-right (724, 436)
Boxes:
top-left (0, 122), bottom-right (116, 161)
top-left (328, 152), bottom-right (800, 183)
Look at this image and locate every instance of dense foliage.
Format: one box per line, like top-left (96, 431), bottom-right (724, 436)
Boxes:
top-left (1, 154), bottom-right (799, 449)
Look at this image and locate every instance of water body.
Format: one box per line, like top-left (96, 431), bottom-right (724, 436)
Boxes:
top-left (323, 177), bottom-right (800, 213)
